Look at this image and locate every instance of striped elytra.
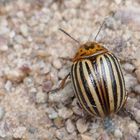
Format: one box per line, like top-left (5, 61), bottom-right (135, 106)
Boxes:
top-left (71, 42), bottom-right (127, 117)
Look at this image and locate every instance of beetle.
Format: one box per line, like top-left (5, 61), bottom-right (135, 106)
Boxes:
top-left (49, 19), bottom-right (127, 118)
top-left (70, 41), bottom-right (127, 117)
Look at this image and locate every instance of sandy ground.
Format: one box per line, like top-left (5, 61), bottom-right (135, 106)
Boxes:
top-left (0, 0), bottom-right (139, 140)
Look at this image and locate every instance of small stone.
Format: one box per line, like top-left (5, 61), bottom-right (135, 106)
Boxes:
top-left (125, 97), bottom-right (137, 110)
top-left (0, 107), bottom-right (5, 120)
top-left (114, 0), bottom-right (122, 4)
top-left (0, 36), bottom-right (8, 52)
top-left (72, 106), bottom-right (83, 116)
top-left (13, 127), bottom-right (26, 138)
top-left (58, 107), bottom-right (73, 119)
top-left (134, 109), bottom-right (140, 123)
top-left (134, 102), bottom-right (140, 109)
top-left (20, 24), bottom-right (29, 37)
top-left (134, 84), bottom-right (140, 94)
top-left (123, 63), bottom-right (135, 73)
top-left (58, 68), bottom-right (69, 79)
top-left (135, 68), bottom-right (140, 83)
top-left (124, 135), bottom-right (136, 140)
top-left (15, 35), bottom-right (26, 44)
top-left (55, 127), bottom-right (68, 139)
top-left (0, 122), bottom-right (6, 137)
top-left (36, 50), bottom-right (49, 58)
top-left (81, 134), bottom-right (93, 140)
top-left (98, 132), bottom-right (110, 140)
top-left (4, 80), bottom-right (12, 92)
top-left (128, 122), bottom-right (138, 136)
top-left (124, 74), bottom-right (137, 91)
top-left (76, 119), bottom-right (89, 133)
top-left (0, 45), bottom-right (8, 52)
top-left (40, 63), bottom-right (51, 74)
top-left (66, 119), bottom-right (75, 133)
top-left (137, 131), bottom-right (140, 140)
top-left (114, 129), bottom-right (123, 138)
top-left (28, 127), bottom-right (37, 134)
top-left (46, 107), bottom-right (58, 119)
top-left (19, 64), bottom-right (31, 75)
top-left (9, 31), bottom-right (16, 38)
top-left (5, 69), bottom-right (26, 83)
top-left (54, 117), bottom-right (64, 128)
top-left (103, 117), bottom-right (115, 133)
top-left (42, 80), bottom-right (53, 93)
top-left (0, 26), bottom-right (9, 35)
top-left (52, 59), bottom-right (62, 69)
top-left (36, 92), bottom-right (47, 103)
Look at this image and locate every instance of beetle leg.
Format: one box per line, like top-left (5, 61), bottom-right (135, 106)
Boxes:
top-left (123, 108), bottom-right (140, 125)
top-left (118, 57), bottom-right (136, 64)
top-left (48, 73), bottom-right (70, 93)
top-left (84, 114), bottom-right (92, 122)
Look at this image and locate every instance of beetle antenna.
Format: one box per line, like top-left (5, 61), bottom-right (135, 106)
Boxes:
top-left (94, 19), bottom-right (106, 41)
top-left (94, 12), bottom-right (115, 41)
top-left (59, 28), bottom-right (80, 45)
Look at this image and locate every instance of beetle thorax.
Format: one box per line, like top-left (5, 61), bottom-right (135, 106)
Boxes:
top-left (73, 42), bottom-right (108, 62)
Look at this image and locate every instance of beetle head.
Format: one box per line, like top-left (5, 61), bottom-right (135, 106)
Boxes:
top-left (72, 42), bottom-right (108, 62)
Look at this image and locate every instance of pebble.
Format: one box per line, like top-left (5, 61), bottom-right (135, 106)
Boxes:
top-left (66, 119), bottom-right (75, 133)
top-left (137, 131), bottom-right (140, 140)
top-left (5, 69), bottom-right (26, 83)
top-left (0, 26), bottom-right (9, 35)
top-left (134, 84), bottom-right (140, 94)
top-left (0, 45), bottom-right (8, 52)
top-left (124, 135), bottom-right (136, 140)
top-left (55, 127), bottom-right (68, 139)
top-left (114, 0), bottom-right (122, 4)
top-left (53, 117), bottom-right (64, 128)
top-left (9, 30), bottom-right (16, 38)
top-left (36, 50), bottom-right (49, 58)
top-left (135, 68), bottom-right (140, 83)
top-left (76, 119), bottom-right (89, 133)
top-left (134, 109), bottom-right (140, 123)
top-left (114, 129), bottom-right (123, 138)
top-left (0, 36), bottom-right (8, 52)
top-left (103, 117), bottom-right (115, 133)
top-left (128, 122), bottom-right (138, 136)
top-left (58, 68), bottom-right (69, 79)
top-left (20, 24), bottom-right (29, 37)
top-left (15, 35), bottom-right (26, 44)
top-left (4, 80), bottom-right (12, 92)
top-left (13, 126), bottom-right (26, 138)
top-left (42, 80), bottom-right (53, 93)
top-left (72, 106), bottom-right (83, 116)
top-left (125, 97), bottom-right (137, 110)
top-left (98, 132), bottom-right (110, 140)
top-left (40, 63), bottom-right (51, 74)
top-left (46, 107), bottom-right (58, 119)
top-left (124, 74), bottom-right (137, 91)
top-left (134, 102), bottom-right (140, 109)
top-left (123, 63), bottom-right (135, 73)
top-left (52, 59), bottom-right (62, 69)
top-left (0, 107), bottom-right (5, 120)
top-left (58, 107), bottom-right (73, 119)
top-left (81, 134), bottom-right (93, 140)
top-left (36, 92), bottom-right (47, 103)
top-left (0, 122), bottom-right (6, 137)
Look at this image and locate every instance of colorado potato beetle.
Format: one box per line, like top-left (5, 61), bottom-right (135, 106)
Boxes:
top-left (71, 41), bottom-right (127, 117)
top-left (51, 19), bottom-right (127, 118)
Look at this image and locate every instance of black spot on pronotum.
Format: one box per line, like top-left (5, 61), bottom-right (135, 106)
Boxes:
top-left (84, 44), bottom-right (95, 50)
